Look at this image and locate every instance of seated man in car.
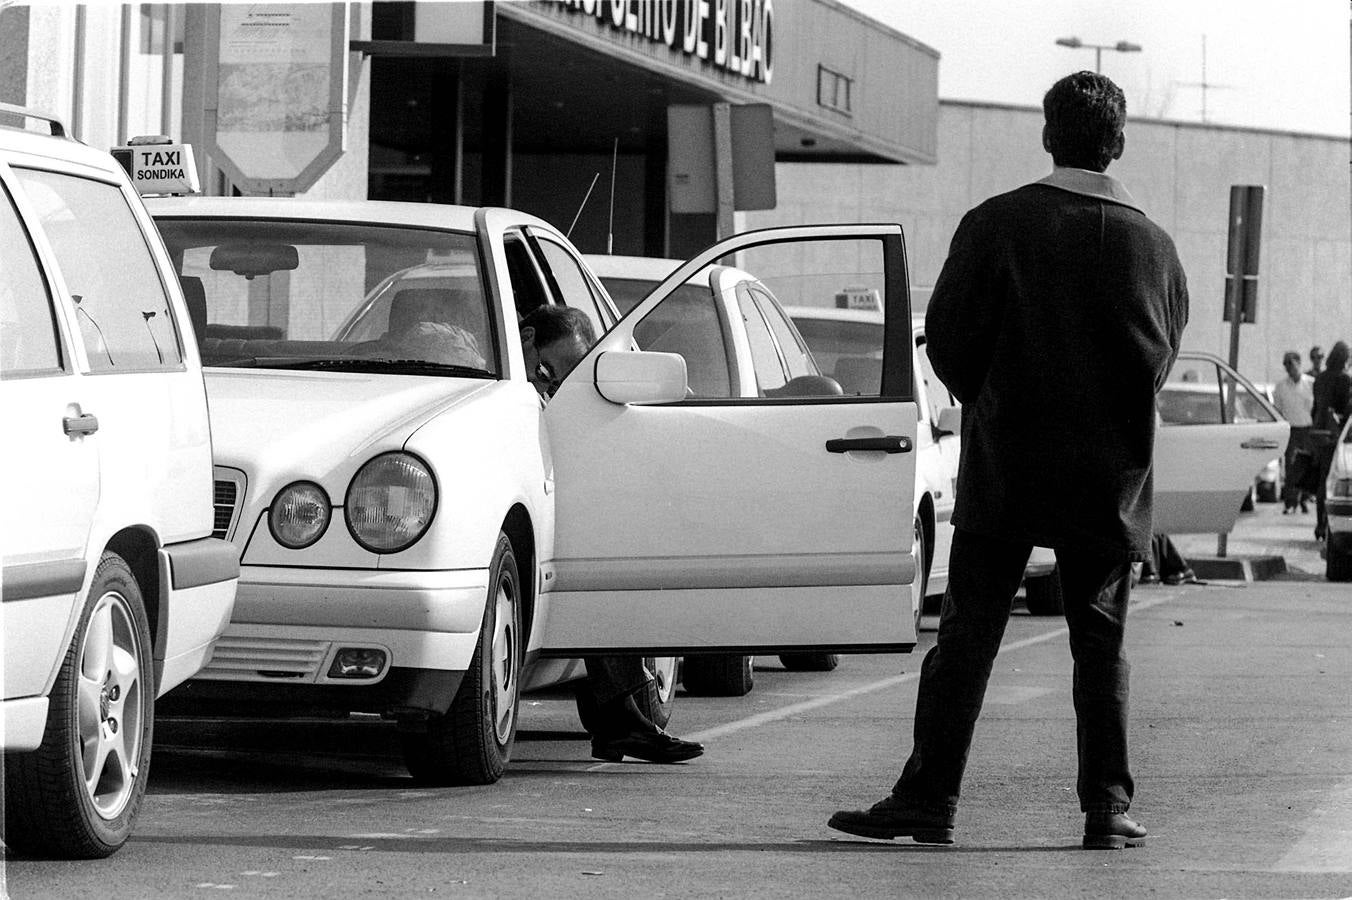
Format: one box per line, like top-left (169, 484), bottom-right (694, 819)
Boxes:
top-left (363, 288), bottom-right (487, 370)
top-left (520, 304), bottom-right (704, 765)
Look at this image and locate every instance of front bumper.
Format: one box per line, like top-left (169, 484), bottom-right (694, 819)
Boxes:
top-left (176, 565), bottom-right (488, 713)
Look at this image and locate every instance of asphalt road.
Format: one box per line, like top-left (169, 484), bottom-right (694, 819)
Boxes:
top-left (5, 504), bottom-right (1350, 898)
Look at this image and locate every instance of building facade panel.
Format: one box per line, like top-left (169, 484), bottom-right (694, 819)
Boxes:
top-left (767, 101), bottom-right (1351, 383)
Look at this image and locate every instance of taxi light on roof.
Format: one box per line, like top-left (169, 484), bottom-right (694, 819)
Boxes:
top-left (835, 285), bottom-right (881, 312)
top-left (111, 137), bottom-right (200, 196)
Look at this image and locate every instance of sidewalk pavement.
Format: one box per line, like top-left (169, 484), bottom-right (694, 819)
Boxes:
top-left (1173, 497), bottom-right (1325, 580)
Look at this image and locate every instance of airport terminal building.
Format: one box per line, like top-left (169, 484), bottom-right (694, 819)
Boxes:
top-left (3, 1), bottom-right (1348, 380)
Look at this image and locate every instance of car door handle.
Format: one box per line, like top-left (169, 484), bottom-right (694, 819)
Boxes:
top-left (63, 413), bottom-right (99, 436)
top-left (826, 435), bottom-right (912, 454)
top-left (1240, 438), bottom-right (1280, 450)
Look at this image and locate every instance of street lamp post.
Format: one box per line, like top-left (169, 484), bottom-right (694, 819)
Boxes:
top-left (1055, 36), bottom-right (1142, 73)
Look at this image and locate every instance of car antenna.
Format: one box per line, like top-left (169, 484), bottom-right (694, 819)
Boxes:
top-left (565, 172), bottom-right (600, 240)
top-left (606, 137), bottom-right (618, 255)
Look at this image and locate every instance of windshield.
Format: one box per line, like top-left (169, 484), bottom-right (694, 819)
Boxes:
top-left (156, 218), bottom-right (497, 376)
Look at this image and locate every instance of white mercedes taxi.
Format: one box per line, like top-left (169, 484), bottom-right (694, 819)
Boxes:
top-left (147, 198), bottom-right (922, 785)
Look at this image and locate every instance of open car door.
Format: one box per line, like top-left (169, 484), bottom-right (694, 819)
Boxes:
top-left (540, 225), bottom-right (919, 656)
top-left (1154, 351), bottom-right (1289, 534)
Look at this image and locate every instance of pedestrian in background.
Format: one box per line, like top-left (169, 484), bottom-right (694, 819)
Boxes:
top-left (1307, 345), bottom-right (1325, 378)
top-left (1272, 350), bottom-right (1315, 513)
top-left (829, 71), bottom-right (1188, 851)
top-left (1311, 340), bottom-right (1352, 540)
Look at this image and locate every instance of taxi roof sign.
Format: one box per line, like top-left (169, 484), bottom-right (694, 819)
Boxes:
top-left (835, 285), bottom-right (882, 312)
top-left (111, 137), bottom-right (200, 196)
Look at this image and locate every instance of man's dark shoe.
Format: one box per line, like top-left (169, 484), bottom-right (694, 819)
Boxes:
top-left (591, 729), bottom-right (703, 763)
top-left (827, 794), bottom-right (955, 844)
top-left (1083, 812), bottom-right (1147, 849)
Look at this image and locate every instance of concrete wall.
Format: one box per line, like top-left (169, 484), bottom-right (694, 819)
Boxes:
top-left (749, 101), bottom-right (1352, 385)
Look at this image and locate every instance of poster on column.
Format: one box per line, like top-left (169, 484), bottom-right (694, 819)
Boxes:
top-left (213, 4), bottom-right (347, 192)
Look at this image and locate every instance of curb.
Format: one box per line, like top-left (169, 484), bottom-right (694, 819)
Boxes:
top-left (1187, 554), bottom-right (1288, 582)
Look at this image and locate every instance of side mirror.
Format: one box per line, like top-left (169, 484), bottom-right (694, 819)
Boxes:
top-left (936, 405), bottom-right (962, 436)
top-left (594, 350), bottom-right (688, 405)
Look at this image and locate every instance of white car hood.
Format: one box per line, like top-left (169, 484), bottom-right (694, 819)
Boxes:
top-left (206, 370), bottom-right (490, 478)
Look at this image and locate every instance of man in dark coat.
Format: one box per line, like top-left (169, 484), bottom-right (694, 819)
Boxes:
top-left (830, 71), bottom-right (1188, 850)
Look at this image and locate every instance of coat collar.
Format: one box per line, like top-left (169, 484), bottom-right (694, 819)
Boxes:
top-left (1035, 166), bottom-right (1143, 214)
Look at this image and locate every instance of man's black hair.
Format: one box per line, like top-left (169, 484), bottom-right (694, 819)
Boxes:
top-left (1043, 71), bottom-right (1127, 172)
top-left (520, 304), bottom-right (596, 349)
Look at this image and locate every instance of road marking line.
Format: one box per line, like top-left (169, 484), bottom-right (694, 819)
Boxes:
top-left (681, 593), bottom-right (1179, 744)
top-left (1275, 779), bottom-right (1352, 872)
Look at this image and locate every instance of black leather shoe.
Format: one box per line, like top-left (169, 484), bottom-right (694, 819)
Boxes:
top-left (827, 795), bottom-right (955, 844)
top-left (1083, 812), bottom-right (1147, 849)
top-left (591, 729), bottom-right (704, 763)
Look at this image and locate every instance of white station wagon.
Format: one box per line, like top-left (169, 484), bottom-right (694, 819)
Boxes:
top-left (148, 198), bottom-right (924, 784)
top-left (1, 110), bottom-right (237, 858)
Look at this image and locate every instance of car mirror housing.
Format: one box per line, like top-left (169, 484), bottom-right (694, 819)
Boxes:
top-left (936, 405), bottom-right (962, 435)
top-left (594, 350), bottom-right (688, 405)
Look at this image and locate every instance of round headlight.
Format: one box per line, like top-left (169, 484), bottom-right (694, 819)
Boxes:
top-left (345, 452), bottom-right (437, 553)
top-left (269, 481), bottom-right (331, 549)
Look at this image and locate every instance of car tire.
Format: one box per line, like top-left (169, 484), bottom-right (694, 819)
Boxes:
top-left (779, 652), bottom-right (839, 671)
top-left (573, 656), bottom-right (677, 732)
top-left (682, 654), bottom-right (754, 696)
top-left (3, 552), bottom-right (154, 859)
top-left (910, 514), bottom-right (929, 633)
top-left (1023, 568), bottom-right (1064, 616)
top-left (401, 533), bottom-right (521, 785)
top-left (1327, 534), bottom-right (1352, 582)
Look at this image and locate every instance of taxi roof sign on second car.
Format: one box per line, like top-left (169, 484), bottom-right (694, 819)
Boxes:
top-left (111, 135), bottom-right (200, 196)
top-left (835, 285), bottom-right (881, 312)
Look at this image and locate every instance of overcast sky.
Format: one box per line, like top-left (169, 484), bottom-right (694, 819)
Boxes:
top-left (836, 0), bottom-right (1351, 138)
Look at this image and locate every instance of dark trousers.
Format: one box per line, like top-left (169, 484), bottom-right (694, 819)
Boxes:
top-left (1282, 426), bottom-right (1313, 509)
top-left (892, 528), bottom-right (1135, 818)
top-left (583, 656), bottom-right (651, 706)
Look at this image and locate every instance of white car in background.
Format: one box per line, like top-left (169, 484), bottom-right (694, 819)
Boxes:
top-left (2, 110), bottom-right (238, 858)
top-left (147, 206), bottom-right (924, 784)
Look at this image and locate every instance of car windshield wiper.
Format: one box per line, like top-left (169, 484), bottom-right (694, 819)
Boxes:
top-left (260, 357), bottom-right (496, 378)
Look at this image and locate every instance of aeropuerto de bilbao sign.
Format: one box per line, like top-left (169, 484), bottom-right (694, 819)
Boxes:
top-left (545, 0), bottom-right (774, 84)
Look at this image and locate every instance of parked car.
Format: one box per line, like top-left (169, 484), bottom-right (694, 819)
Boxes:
top-left (785, 301), bottom-right (1288, 614)
top-left (1323, 416), bottom-right (1352, 581)
top-left (588, 258), bottom-right (934, 694)
top-left (1, 108), bottom-right (238, 858)
top-left (147, 202), bottom-right (924, 783)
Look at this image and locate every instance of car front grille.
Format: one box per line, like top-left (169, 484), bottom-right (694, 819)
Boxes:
top-left (212, 468), bottom-right (246, 541)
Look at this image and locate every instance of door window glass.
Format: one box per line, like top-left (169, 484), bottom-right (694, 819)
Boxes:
top-left (632, 278), bottom-right (733, 398)
top-left (1158, 361), bottom-right (1222, 425)
top-left (790, 316), bottom-right (882, 396)
top-left (1225, 375), bottom-right (1277, 424)
top-left (16, 169), bottom-right (182, 371)
top-left (535, 237), bottom-right (610, 336)
top-left (503, 234), bottom-right (550, 320)
top-left (628, 234), bottom-right (907, 404)
top-left (0, 183), bottom-right (62, 376)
